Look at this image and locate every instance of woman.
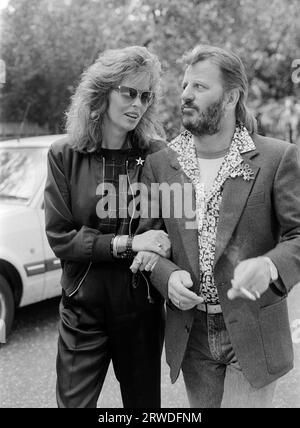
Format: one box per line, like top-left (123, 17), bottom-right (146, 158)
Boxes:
top-left (44, 46), bottom-right (170, 408)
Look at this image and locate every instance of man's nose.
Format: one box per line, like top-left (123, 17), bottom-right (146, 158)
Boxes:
top-left (182, 85), bottom-right (195, 103)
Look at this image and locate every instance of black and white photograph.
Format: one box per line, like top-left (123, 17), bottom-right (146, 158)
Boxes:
top-left (0, 0), bottom-right (300, 412)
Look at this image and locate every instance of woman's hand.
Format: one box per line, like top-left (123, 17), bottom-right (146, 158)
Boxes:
top-left (132, 230), bottom-right (171, 258)
top-left (130, 251), bottom-right (160, 273)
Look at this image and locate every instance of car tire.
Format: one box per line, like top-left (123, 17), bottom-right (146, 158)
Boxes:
top-left (0, 274), bottom-right (15, 341)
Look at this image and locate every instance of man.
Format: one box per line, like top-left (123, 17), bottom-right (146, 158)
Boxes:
top-left (132, 45), bottom-right (300, 408)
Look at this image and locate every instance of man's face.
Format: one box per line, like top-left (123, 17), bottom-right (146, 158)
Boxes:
top-left (181, 59), bottom-right (226, 136)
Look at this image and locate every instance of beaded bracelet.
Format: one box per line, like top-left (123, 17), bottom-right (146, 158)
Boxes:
top-left (119, 234), bottom-right (135, 259)
top-left (126, 234), bottom-right (135, 258)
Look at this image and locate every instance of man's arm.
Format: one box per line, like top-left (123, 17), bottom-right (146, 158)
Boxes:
top-left (136, 155), bottom-right (202, 310)
top-left (264, 143), bottom-right (300, 292)
top-left (136, 155), bottom-right (180, 299)
top-left (228, 143), bottom-right (300, 300)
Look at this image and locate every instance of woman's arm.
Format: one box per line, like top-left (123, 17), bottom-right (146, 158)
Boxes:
top-left (44, 146), bottom-right (114, 262)
top-left (45, 144), bottom-right (170, 262)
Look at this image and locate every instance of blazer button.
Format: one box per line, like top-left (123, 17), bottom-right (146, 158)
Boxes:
top-left (185, 325), bottom-right (191, 334)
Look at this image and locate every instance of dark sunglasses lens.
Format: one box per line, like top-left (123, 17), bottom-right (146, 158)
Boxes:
top-left (141, 92), bottom-right (152, 104)
top-left (128, 87), bottom-right (138, 99)
top-left (119, 86), bottom-right (133, 98)
top-left (119, 86), bottom-right (152, 104)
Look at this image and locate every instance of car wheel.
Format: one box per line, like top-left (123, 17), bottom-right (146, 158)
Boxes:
top-left (0, 274), bottom-right (15, 341)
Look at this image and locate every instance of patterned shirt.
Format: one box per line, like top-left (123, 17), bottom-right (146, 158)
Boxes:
top-left (168, 124), bottom-right (256, 304)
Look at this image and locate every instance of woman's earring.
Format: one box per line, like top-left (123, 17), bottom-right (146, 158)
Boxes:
top-left (91, 111), bottom-right (100, 121)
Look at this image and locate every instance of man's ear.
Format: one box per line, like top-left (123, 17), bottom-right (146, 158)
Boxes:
top-left (224, 88), bottom-right (240, 111)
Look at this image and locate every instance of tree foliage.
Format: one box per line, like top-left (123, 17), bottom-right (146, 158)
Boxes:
top-left (1, 0), bottom-right (300, 138)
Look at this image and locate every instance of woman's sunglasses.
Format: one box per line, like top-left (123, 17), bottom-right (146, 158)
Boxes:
top-left (115, 85), bottom-right (153, 105)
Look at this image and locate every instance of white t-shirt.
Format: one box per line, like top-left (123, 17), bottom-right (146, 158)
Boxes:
top-left (196, 147), bottom-right (228, 194)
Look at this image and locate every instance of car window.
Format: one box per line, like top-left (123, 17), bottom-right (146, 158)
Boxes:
top-left (0, 147), bottom-right (48, 204)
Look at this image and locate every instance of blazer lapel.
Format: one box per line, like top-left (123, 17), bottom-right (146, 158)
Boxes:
top-left (214, 154), bottom-right (260, 267)
top-left (180, 217), bottom-right (200, 284)
top-left (166, 148), bottom-right (200, 282)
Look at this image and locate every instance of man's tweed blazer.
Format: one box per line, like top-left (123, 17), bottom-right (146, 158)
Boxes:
top-left (137, 133), bottom-right (300, 388)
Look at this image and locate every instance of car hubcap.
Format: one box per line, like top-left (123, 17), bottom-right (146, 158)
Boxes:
top-left (0, 293), bottom-right (6, 320)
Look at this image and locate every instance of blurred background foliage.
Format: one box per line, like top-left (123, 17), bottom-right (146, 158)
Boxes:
top-left (1, 0), bottom-right (300, 143)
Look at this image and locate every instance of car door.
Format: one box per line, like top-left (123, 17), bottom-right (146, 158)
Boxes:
top-left (0, 144), bottom-right (48, 307)
top-left (17, 206), bottom-right (47, 306)
top-left (37, 187), bottom-right (62, 300)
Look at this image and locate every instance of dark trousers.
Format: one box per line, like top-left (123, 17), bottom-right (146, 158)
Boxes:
top-left (56, 263), bottom-right (165, 408)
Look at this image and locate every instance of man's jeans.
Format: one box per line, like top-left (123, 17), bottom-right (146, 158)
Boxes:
top-left (182, 309), bottom-right (276, 408)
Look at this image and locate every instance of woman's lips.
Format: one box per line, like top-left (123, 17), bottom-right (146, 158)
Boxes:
top-left (125, 112), bottom-right (139, 119)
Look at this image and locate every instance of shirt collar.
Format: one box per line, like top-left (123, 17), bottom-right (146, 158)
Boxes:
top-left (170, 123), bottom-right (256, 156)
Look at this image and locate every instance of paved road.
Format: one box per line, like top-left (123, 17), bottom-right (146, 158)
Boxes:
top-left (1, 285), bottom-right (300, 408)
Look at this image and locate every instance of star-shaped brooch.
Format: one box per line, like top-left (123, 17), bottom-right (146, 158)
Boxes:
top-left (136, 157), bottom-right (145, 166)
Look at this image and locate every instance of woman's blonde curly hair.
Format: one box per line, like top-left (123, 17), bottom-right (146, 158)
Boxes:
top-left (66, 46), bottom-right (164, 152)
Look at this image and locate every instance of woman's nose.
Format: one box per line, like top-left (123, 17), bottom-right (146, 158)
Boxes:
top-left (132, 95), bottom-right (143, 108)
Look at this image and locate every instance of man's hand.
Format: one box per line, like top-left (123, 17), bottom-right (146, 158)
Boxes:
top-left (168, 270), bottom-right (203, 310)
top-left (227, 257), bottom-right (271, 301)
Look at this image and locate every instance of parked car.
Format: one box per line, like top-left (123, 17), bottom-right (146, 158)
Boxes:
top-left (0, 135), bottom-right (65, 341)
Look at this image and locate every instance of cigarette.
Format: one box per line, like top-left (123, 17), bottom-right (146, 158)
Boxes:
top-left (240, 287), bottom-right (256, 301)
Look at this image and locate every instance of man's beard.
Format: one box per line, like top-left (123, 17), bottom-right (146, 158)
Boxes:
top-left (182, 96), bottom-right (225, 137)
